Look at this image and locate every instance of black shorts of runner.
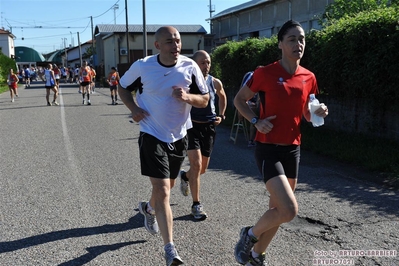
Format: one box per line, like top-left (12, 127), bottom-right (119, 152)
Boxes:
top-left (110, 85), bottom-right (117, 91)
top-left (187, 122), bottom-right (216, 157)
top-left (254, 143), bottom-right (300, 183)
top-left (45, 86), bottom-right (55, 89)
top-left (81, 81), bottom-right (90, 86)
top-left (138, 132), bottom-right (188, 179)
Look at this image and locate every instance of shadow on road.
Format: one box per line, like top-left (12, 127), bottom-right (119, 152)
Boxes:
top-left (0, 214), bottom-right (143, 254)
top-left (58, 240), bottom-right (145, 266)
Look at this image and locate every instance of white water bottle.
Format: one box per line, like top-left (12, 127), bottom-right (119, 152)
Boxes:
top-left (308, 94), bottom-right (324, 127)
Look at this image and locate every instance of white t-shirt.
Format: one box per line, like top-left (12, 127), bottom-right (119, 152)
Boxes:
top-left (120, 54), bottom-right (208, 143)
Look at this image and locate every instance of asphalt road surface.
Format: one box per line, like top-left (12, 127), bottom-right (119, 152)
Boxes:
top-left (0, 82), bottom-right (398, 266)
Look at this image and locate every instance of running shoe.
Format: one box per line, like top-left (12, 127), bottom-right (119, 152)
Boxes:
top-left (235, 226), bottom-right (258, 265)
top-left (138, 201), bottom-right (159, 235)
top-left (87, 100), bottom-right (91, 105)
top-left (52, 101), bottom-right (59, 106)
top-left (164, 243), bottom-right (184, 266)
top-left (47, 102), bottom-right (52, 106)
top-left (246, 252), bottom-right (267, 266)
top-left (179, 170), bottom-right (189, 196)
top-left (11, 98), bottom-right (14, 103)
top-left (82, 99), bottom-right (85, 105)
top-left (191, 204), bottom-right (208, 221)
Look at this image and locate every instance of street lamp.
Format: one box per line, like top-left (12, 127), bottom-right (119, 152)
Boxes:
top-left (61, 38), bottom-right (67, 66)
top-left (113, 4), bottom-right (119, 24)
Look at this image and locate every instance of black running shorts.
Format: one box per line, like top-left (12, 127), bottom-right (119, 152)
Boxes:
top-left (138, 132), bottom-right (188, 179)
top-left (187, 122), bottom-right (216, 157)
top-left (254, 143), bottom-right (300, 183)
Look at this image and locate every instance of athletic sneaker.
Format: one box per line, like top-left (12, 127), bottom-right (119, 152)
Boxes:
top-left (138, 201), bottom-right (159, 235)
top-left (246, 252), bottom-right (267, 266)
top-left (52, 101), bottom-right (59, 106)
top-left (164, 243), bottom-right (184, 266)
top-left (179, 170), bottom-right (189, 196)
top-left (11, 98), bottom-right (14, 103)
top-left (82, 99), bottom-right (85, 105)
top-left (47, 102), bottom-right (52, 106)
top-left (191, 204), bottom-right (207, 221)
top-left (235, 226), bottom-right (258, 265)
top-left (112, 101), bottom-right (115, 105)
top-left (87, 100), bottom-right (91, 106)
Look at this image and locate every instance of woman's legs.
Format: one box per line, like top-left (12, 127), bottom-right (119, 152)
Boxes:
top-left (252, 176), bottom-right (298, 253)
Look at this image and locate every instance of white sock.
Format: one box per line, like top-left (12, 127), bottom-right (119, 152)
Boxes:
top-left (251, 250), bottom-right (260, 258)
top-left (248, 227), bottom-right (257, 239)
top-left (146, 202), bottom-right (155, 215)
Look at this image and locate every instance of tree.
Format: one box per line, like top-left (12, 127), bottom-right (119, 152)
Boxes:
top-left (322, 0), bottom-right (395, 24)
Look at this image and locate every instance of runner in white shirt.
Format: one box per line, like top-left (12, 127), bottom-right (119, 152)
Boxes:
top-left (118, 26), bottom-right (209, 266)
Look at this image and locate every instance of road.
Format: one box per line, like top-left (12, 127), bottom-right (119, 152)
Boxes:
top-left (0, 81), bottom-right (398, 266)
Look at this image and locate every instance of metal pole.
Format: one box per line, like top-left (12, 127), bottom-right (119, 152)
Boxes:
top-left (125, 0), bottom-right (130, 63)
top-left (78, 32), bottom-right (82, 67)
top-left (91, 16), bottom-right (94, 64)
top-left (143, 0), bottom-right (147, 57)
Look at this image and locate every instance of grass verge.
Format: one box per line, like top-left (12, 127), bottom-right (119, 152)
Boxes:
top-left (300, 122), bottom-right (399, 187)
top-left (0, 85), bottom-right (9, 94)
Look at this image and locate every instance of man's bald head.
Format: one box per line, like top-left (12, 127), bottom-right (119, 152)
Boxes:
top-left (155, 26), bottom-right (179, 41)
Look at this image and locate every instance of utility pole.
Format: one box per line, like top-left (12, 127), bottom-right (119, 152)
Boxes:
top-left (78, 32), bottom-right (82, 67)
top-left (125, 0), bottom-right (130, 63)
top-left (143, 0), bottom-right (147, 57)
top-left (91, 16), bottom-right (94, 64)
top-left (209, 0), bottom-right (215, 34)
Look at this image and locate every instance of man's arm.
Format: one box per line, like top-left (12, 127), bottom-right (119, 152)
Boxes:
top-left (172, 86), bottom-right (209, 108)
top-left (118, 85), bottom-right (149, 122)
top-left (214, 77), bottom-right (227, 117)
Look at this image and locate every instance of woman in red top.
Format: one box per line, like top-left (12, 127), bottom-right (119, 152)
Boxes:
top-left (7, 68), bottom-right (19, 102)
top-left (233, 20), bottom-right (329, 265)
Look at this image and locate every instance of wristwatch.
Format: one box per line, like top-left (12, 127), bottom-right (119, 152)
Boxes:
top-left (251, 117), bottom-right (259, 125)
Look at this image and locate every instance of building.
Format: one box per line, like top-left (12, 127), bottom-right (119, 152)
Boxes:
top-left (14, 46), bottom-right (45, 71)
top-left (209, 0), bottom-right (334, 46)
top-left (94, 24), bottom-right (207, 75)
top-left (0, 28), bottom-right (16, 58)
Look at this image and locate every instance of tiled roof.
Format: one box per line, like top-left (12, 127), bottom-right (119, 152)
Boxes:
top-left (95, 24), bottom-right (207, 35)
top-left (0, 28), bottom-right (16, 38)
top-left (210, 0), bottom-right (272, 20)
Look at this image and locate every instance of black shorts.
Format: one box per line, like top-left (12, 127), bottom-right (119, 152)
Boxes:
top-left (138, 132), bottom-right (188, 179)
top-left (81, 81), bottom-right (90, 86)
top-left (45, 86), bottom-right (55, 89)
top-left (110, 85), bottom-right (117, 91)
top-left (187, 122), bottom-right (216, 157)
top-left (255, 143), bottom-right (300, 183)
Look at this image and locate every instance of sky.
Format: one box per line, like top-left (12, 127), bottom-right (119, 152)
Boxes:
top-left (0, 0), bottom-right (249, 54)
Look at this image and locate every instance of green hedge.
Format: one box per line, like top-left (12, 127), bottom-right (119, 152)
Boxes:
top-left (0, 52), bottom-right (18, 84)
top-left (305, 6), bottom-right (399, 112)
top-left (211, 6), bottom-right (399, 112)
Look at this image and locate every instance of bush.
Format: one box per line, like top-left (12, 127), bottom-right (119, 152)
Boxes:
top-left (0, 52), bottom-right (18, 84)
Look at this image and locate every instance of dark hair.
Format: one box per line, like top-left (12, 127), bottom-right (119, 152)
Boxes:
top-left (277, 20), bottom-right (302, 41)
